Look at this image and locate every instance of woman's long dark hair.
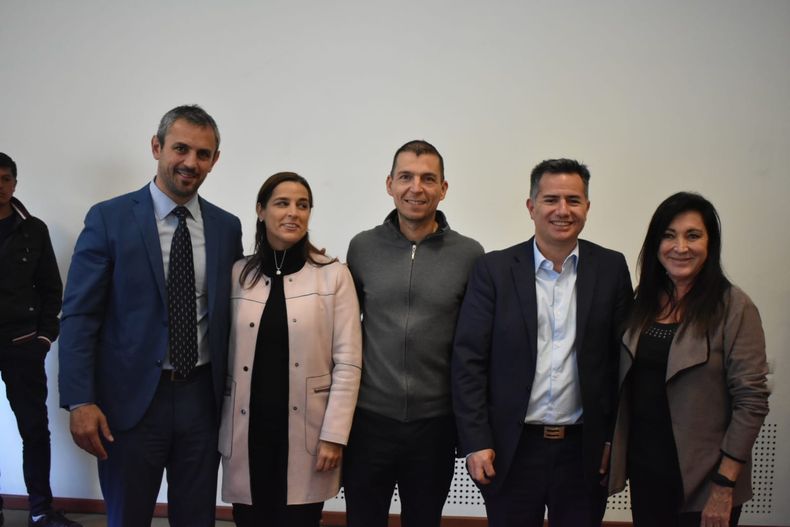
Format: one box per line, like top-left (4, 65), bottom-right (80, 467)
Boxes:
top-left (628, 192), bottom-right (731, 336)
top-left (239, 172), bottom-right (335, 288)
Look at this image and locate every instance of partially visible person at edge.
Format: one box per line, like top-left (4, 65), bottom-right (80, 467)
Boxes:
top-left (609, 192), bottom-right (770, 527)
top-left (343, 140), bottom-right (484, 526)
top-left (219, 172), bottom-right (362, 527)
top-left (0, 153), bottom-right (81, 527)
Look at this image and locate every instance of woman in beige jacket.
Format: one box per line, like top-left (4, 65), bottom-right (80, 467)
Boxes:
top-left (219, 172), bottom-right (362, 526)
top-left (609, 192), bottom-right (769, 527)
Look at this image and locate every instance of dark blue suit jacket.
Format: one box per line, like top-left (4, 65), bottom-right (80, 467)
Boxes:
top-left (452, 238), bottom-right (632, 496)
top-left (59, 185), bottom-right (243, 431)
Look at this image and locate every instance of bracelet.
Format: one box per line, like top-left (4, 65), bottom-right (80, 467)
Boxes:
top-left (710, 472), bottom-right (736, 488)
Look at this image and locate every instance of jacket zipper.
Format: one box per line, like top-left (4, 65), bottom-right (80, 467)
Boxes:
top-left (403, 242), bottom-right (417, 421)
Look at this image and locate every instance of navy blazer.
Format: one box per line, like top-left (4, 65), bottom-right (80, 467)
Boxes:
top-left (452, 238), bottom-right (632, 496)
top-left (59, 185), bottom-right (243, 431)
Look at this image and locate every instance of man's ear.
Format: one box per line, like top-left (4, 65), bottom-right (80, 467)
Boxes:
top-left (151, 135), bottom-right (162, 160)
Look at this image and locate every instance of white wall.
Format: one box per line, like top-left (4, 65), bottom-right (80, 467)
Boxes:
top-left (1, 1), bottom-right (788, 524)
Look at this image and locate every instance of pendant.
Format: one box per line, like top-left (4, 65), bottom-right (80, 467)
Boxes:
top-left (276, 269), bottom-right (282, 276)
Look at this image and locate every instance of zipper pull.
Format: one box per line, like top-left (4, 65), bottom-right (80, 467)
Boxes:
top-left (411, 243), bottom-right (417, 260)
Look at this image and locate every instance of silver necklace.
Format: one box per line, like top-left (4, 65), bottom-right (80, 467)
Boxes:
top-left (273, 248), bottom-right (287, 276)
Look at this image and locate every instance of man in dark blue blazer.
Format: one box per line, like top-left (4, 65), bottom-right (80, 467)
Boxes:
top-left (452, 159), bottom-right (632, 527)
top-left (58, 105), bottom-right (243, 527)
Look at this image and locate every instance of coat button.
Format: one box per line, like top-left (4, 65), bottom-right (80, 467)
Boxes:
top-left (294, 362), bottom-right (299, 367)
top-left (288, 278), bottom-right (293, 282)
top-left (29, 307), bottom-right (34, 311)
top-left (249, 322), bottom-right (255, 327)
top-left (243, 366), bottom-right (249, 372)
top-left (22, 257), bottom-right (28, 262)
top-left (265, 280), bottom-right (269, 286)
top-left (292, 406), bottom-right (298, 411)
top-left (241, 409), bottom-right (247, 415)
top-left (292, 318), bottom-right (297, 323)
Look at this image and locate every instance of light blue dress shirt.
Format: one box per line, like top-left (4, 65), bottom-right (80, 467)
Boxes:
top-left (149, 180), bottom-right (209, 368)
top-left (524, 243), bottom-right (583, 425)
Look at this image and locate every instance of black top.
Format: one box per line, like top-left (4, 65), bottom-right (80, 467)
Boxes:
top-left (628, 322), bottom-right (684, 491)
top-left (0, 213), bottom-right (15, 247)
top-left (0, 199), bottom-right (63, 342)
top-left (249, 236), bottom-right (308, 431)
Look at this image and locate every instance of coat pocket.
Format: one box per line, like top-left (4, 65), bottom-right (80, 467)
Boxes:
top-left (218, 376), bottom-right (236, 458)
top-left (304, 373), bottom-right (331, 455)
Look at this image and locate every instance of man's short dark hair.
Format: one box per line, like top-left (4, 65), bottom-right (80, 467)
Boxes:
top-left (0, 152), bottom-right (17, 179)
top-left (156, 105), bottom-right (220, 150)
top-left (529, 158), bottom-right (590, 200)
top-left (390, 140), bottom-right (445, 180)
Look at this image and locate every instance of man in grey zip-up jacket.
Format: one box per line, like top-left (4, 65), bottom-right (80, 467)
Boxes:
top-left (343, 140), bottom-right (483, 527)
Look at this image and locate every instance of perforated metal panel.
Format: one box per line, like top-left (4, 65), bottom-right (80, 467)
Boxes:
top-left (743, 422), bottom-right (776, 515)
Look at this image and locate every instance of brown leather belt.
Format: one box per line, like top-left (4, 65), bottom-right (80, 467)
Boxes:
top-left (525, 424), bottom-right (582, 440)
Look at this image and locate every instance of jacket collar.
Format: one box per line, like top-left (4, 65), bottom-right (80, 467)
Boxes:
top-left (622, 323), bottom-right (709, 381)
top-left (10, 197), bottom-right (30, 220)
top-left (382, 209), bottom-right (450, 242)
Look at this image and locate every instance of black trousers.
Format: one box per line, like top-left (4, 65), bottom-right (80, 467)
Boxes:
top-left (629, 459), bottom-right (743, 527)
top-left (0, 341), bottom-right (53, 516)
top-left (483, 425), bottom-right (607, 527)
top-left (98, 365), bottom-right (219, 527)
top-left (342, 409), bottom-right (456, 527)
top-left (232, 502), bottom-right (323, 527)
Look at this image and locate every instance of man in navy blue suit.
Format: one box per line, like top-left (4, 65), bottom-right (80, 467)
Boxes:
top-left (452, 159), bottom-right (632, 527)
top-left (59, 105), bottom-right (243, 527)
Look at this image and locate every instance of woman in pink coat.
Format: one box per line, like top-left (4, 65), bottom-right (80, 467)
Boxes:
top-left (219, 172), bottom-right (362, 526)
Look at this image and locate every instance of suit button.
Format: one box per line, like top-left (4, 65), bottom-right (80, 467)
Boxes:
top-left (22, 257), bottom-right (28, 262)
top-left (240, 409), bottom-right (247, 415)
top-left (292, 406), bottom-right (298, 411)
top-left (243, 366), bottom-right (249, 372)
top-left (249, 322), bottom-right (255, 327)
top-left (28, 307), bottom-right (34, 311)
top-left (294, 362), bottom-right (299, 367)
top-left (292, 318), bottom-right (297, 323)
top-left (288, 278), bottom-right (293, 282)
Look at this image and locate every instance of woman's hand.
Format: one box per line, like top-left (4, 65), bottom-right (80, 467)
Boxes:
top-left (701, 484), bottom-right (733, 527)
top-left (701, 456), bottom-right (741, 527)
top-left (315, 440), bottom-right (343, 472)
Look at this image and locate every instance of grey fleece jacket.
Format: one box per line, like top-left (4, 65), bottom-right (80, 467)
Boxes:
top-left (347, 210), bottom-right (484, 422)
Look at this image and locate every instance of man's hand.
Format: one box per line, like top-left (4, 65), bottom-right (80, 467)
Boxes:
top-left (467, 448), bottom-right (496, 485)
top-left (315, 440), bottom-right (343, 472)
top-left (70, 404), bottom-right (113, 460)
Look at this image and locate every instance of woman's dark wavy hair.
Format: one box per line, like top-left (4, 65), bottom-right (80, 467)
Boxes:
top-left (239, 172), bottom-right (335, 287)
top-left (628, 192), bottom-right (731, 336)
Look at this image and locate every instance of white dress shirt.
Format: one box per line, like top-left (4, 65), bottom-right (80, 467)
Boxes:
top-left (149, 180), bottom-right (209, 368)
top-left (524, 243), bottom-right (583, 425)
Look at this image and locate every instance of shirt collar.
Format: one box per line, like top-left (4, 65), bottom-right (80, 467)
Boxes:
top-left (149, 178), bottom-right (200, 221)
top-left (533, 241), bottom-right (579, 273)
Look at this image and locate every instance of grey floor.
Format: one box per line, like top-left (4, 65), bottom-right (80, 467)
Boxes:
top-left (1, 509), bottom-right (234, 527)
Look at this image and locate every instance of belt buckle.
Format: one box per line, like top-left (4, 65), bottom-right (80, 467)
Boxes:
top-left (543, 425), bottom-right (565, 440)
